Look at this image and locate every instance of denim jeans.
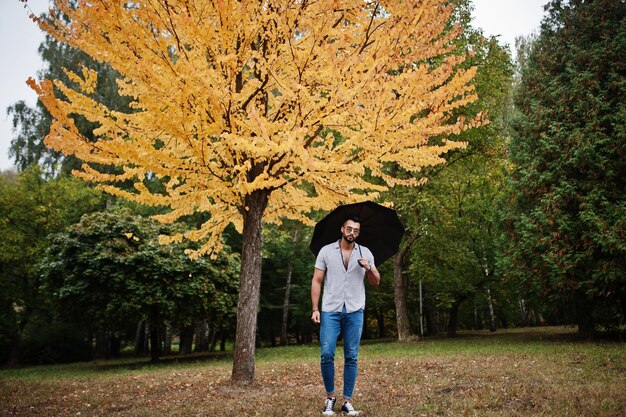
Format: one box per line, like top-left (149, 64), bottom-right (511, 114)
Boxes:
top-left (320, 306), bottom-right (364, 400)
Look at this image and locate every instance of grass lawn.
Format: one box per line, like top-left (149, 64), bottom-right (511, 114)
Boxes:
top-left (1, 327), bottom-right (624, 416)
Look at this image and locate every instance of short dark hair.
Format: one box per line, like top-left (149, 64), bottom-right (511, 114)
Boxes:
top-left (343, 215), bottom-right (361, 225)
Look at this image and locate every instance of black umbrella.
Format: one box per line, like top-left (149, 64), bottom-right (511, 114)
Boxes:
top-left (310, 201), bottom-right (405, 265)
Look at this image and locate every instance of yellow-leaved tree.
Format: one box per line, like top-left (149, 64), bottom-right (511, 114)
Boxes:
top-left (29, 0), bottom-right (482, 383)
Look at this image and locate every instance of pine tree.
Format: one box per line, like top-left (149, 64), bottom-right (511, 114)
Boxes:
top-left (503, 0), bottom-right (626, 332)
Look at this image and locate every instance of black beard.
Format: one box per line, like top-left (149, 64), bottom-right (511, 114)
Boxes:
top-left (342, 234), bottom-right (355, 243)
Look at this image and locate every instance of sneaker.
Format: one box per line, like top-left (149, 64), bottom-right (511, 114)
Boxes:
top-left (341, 401), bottom-right (360, 416)
top-left (322, 397), bottom-right (336, 415)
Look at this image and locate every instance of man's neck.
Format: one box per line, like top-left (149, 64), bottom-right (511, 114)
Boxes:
top-left (340, 238), bottom-right (355, 250)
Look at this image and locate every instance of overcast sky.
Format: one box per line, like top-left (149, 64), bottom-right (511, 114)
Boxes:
top-left (0, 0), bottom-right (548, 171)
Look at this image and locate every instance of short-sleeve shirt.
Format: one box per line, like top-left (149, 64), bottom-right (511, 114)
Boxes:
top-left (315, 240), bottom-right (375, 313)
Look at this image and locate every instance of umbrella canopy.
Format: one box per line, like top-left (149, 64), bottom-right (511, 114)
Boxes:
top-left (310, 201), bottom-right (405, 265)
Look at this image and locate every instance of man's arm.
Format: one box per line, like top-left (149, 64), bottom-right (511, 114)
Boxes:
top-left (365, 265), bottom-right (381, 287)
top-left (358, 257), bottom-right (381, 287)
top-left (311, 268), bottom-right (325, 323)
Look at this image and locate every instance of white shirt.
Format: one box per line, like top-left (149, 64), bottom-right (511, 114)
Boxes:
top-left (314, 240), bottom-right (375, 313)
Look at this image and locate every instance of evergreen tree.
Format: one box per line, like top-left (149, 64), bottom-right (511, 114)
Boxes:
top-left (503, 0), bottom-right (626, 333)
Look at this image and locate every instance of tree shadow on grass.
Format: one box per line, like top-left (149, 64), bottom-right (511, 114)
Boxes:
top-left (92, 350), bottom-right (233, 372)
top-left (450, 326), bottom-right (625, 343)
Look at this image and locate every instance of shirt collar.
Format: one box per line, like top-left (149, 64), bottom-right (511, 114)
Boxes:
top-left (335, 239), bottom-right (359, 251)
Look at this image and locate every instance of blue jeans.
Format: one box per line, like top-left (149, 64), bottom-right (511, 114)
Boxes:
top-left (320, 306), bottom-right (364, 400)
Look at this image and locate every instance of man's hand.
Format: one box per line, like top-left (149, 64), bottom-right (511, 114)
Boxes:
top-left (358, 258), bottom-right (371, 270)
top-left (311, 268), bottom-right (325, 324)
top-left (311, 310), bottom-right (321, 324)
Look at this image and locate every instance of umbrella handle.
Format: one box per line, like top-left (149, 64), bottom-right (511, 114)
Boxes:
top-left (357, 244), bottom-right (365, 268)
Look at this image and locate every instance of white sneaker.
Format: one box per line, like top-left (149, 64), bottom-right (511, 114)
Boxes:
top-left (341, 401), bottom-right (360, 416)
top-left (322, 397), bottom-right (336, 415)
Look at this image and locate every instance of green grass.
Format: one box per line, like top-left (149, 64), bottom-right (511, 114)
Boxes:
top-left (1, 327), bottom-right (624, 417)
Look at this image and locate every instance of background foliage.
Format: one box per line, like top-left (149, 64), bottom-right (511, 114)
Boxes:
top-left (1, 0), bottom-right (624, 366)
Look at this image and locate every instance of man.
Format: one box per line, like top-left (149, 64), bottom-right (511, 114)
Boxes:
top-left (311, 215), bottom-right (381, 416)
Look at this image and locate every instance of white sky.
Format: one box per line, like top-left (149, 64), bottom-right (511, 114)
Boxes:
top-left (0, 0), bottom-right (548, 171)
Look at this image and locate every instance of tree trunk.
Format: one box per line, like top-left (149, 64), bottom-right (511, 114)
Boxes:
top-left (418, 280), bottom-right (424, 337)
top-left (393, 253), bottom-right (412, 341)
top-left (7, 338), bottom-right (21, 366)
top-left (179, 323), bottom-right (194, 355)
top-left (486, 288), bottom-right (496, 332)
top-left (134, 320), bottom-right (146, 356)
top-left (195, 320), bottom-right (209, 352)
top-left (95, 329), bottom-right (109, 359)
top-left (210, 326), bottom-right (218, 352)
top-left (425, 305), bottom-right (436, 335)
top-left (269, 325), bottom-right (275, 347)
top-left (110, 335), bottom-right (121, 358)
top-left (575, 294), bottom-right (595, 336)
top-left (220, 329), bottom-right (227, 352)
top-left (280, 262), bottom-right (293, 346)
top-left (480, 246), bottom-right (497, 332)
top-left (231, 189), bottom-right (268, 384)
top-left (163, 322), bottom-right (173, 355)
top-left (473, 299), bottom-right (478, 330)
top-left (619, 293), bottom-right (626, 325)
top-left (149, 306), bottom-right (161, 363)
top-left (376, 307), bottom-right (385, 339)
top-left (518, 298), bottom-right (528, 327)
top-left (149, 325), bottom-right (160, 363)
top-left (392, 231), bottom-right (419, 341)
top-left (447, 300), bottom-right (462, 337)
